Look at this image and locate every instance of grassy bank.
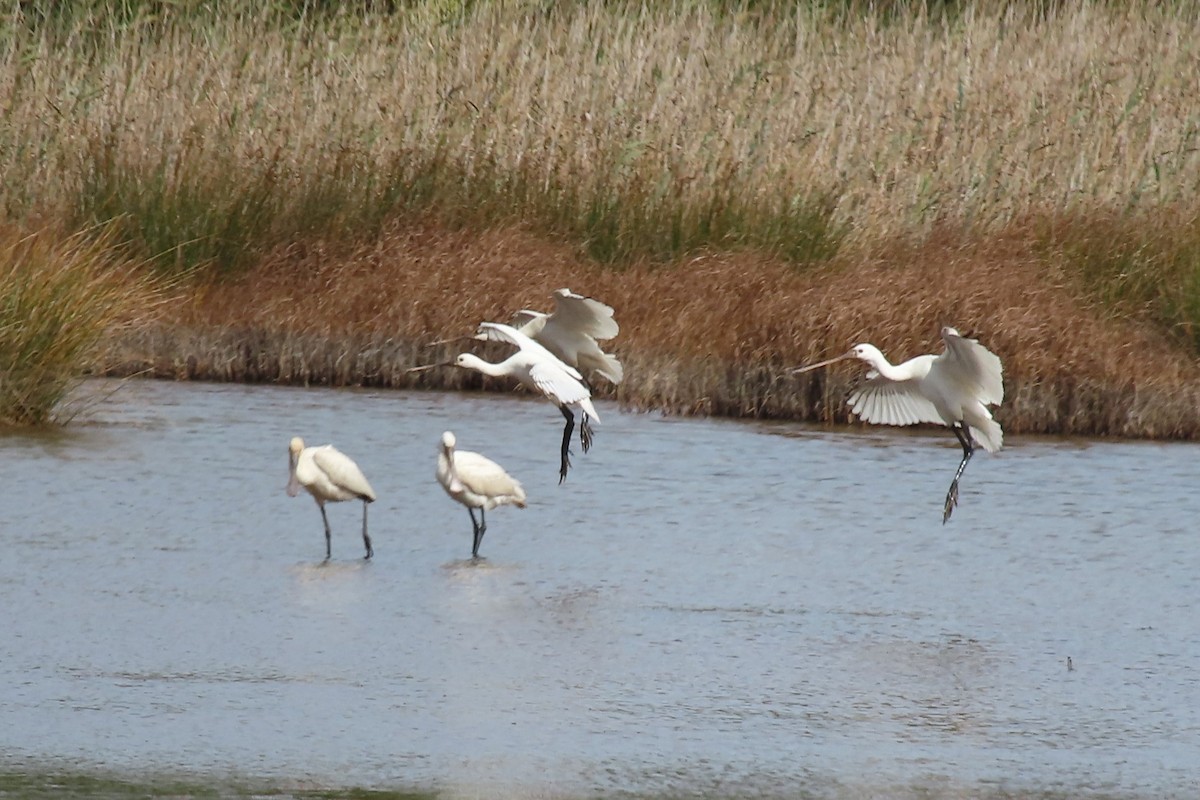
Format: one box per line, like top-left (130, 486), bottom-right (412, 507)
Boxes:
top-left (4, 1), bottom-right (1200, 433)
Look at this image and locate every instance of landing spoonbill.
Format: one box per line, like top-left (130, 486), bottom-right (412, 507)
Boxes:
top-left (794, 326), bottom-right (1003, 523)
top-left (436, 431), bottom-right (527, 557)
top-left (506, 288), bottom-right (624, 385)
top-left (287, 437), bottom-right (377, 559)
top-left (410, 322), bottom-right (599, 483)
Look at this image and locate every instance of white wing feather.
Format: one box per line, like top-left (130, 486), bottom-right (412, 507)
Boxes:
top-left (509, 310), bottom-right (548, 337)
top-left (312, 446), bottom-right (376, 501)
top-left (528, 360), bottom-right (600, 423)
top-left (549, 288), bottom-right (619, 340)
top-left (849, 377), bottom-right (944, 427)
top-left (938, 328), bottom-right (1004, 406)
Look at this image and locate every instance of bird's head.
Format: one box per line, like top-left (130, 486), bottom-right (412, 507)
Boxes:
top-left (847, 343), bottom-right (887, 369)
top-left (289, 437), bottom-right (305, 457)
top-left (441, 431), bottom-right (457, 451)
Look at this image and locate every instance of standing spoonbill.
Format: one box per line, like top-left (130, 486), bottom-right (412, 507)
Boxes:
top-left (506, 288), bottom-right (624, 386)
top-left (410, 322), bottom-right (599, 483)
top-left (794, 326), bottom-right (1003, 523)
top-left (436, 431), bottom-right (527, 558)
top-left (287, 437), bottom-right (377, 559)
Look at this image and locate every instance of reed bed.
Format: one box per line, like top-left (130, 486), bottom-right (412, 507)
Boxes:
top-left (99, 220), bottom-right (1200, 439)
top-left (8, 1), bottom-right (1200, 434)
top-left (3, 2), bottom-right (1199, 266)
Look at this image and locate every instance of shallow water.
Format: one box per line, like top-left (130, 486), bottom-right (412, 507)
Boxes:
top-left (2, 379), bottom-right (1198, 798)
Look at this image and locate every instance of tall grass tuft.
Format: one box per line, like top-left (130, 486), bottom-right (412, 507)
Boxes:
top-left (0, 224), bottom-right (161, 425)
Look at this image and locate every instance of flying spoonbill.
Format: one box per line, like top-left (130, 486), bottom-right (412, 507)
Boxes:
top-left (410, 322), bottom-right (600, 483)
top-left (794, 326), bottom-right (1003, 523)
top-left (287, 437), bottom-right (377, 559)
top-left (437, 431), bottom-right (527, 557)
top-left (506, 288), bottom-right (624, 385)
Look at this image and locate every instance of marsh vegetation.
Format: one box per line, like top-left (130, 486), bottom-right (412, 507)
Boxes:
top-left (3, 0), bottom-right (1200, 433)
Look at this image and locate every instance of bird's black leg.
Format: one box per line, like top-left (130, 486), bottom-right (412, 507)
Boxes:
top-left (468, 507), bottom-right (483, 557)
top-left (361, 501), bottom-right (373, 560)
top-left (580, 413), bottom-right (595, 454)
top-left (559, 405), bottom-right (575, 484)
top-left (474, 508), bottom-right (488, 557)
top-left (319, 503), bottom-right (332, 560)
top-left (943, 423), bottom-right (976, 524)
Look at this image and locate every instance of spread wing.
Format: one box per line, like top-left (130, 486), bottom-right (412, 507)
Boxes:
top-left (848, 369), bottom-right (943, 427)
top-left (312, 446), bottom-right (376, 501)
top-left (548, 288), bottom-right (619, 340)
top-left (509, 310), bottom-right (548, 338)
top-left (938, 327), bottom-right (1004, 406)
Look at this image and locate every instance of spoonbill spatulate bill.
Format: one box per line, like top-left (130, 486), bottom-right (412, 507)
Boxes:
top-left (795, 326), bottom-right (1003, 523)
top-left (410, 322), bottom-right (600, 483)
top-left (287, 437), bottom-right (377, 559)
top-left (506, 288), bottom-right (624, 386)
top-left (436, 431), bottom-right (527, 557)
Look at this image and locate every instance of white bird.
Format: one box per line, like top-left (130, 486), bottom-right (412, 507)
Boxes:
top-left (287, 437), bottom-right (377, 559)
top-left (504, 288), bottom-right (624, 385)
top-left (794, 326), bottom-right (1003, 523)
top-left (437, 431), bottom-right (527, 557)
top-left (411, 322), bottom-right (600, 483)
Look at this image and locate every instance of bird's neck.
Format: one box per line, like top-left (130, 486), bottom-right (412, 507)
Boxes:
top-left (871, 357), bottom-right (905, 381)
top-left (458, 354), bottom-right (505, 378)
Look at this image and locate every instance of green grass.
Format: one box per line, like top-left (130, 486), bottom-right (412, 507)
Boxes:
top-left (0, 767), bottom-right (1146, 800)
top-left (0, 223), bottom-right (160, 425)
top-left (1040, 210), bottom-right (1200, 354)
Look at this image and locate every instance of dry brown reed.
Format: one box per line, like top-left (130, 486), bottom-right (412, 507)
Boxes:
top-left (8, 2), bottom-right (1200, 436)
top-left (100, 218), bottom-right (1200, 439)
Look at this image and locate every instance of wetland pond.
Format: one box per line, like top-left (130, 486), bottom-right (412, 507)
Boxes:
top-left (2, 379), bottom-right (1198, 798)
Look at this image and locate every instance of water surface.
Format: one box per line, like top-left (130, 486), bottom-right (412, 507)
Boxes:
top-left (2, 380), bottom-right (1197, 798)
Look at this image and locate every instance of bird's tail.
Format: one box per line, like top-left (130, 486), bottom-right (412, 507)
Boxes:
top-left (966, 405), bottom-right (1003, 453)
top-left (579, 397), bottom-right (601, 425)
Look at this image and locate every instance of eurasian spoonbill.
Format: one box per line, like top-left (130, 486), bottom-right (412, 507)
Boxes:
top-left (436, 431), bottom-right (527, 557)
top-left (287, 437), bottom-right (377, 559)
top-left (794, 326), bottom-right (1003, 523)
top-left (411, 322), bottom-right (600, 483)
top-left (506, 288), bottom-right (624, 385)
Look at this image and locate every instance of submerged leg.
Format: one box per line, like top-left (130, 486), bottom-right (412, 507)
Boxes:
top-left (558, 405), bottom-right (575, 484)
top-left (580, 413), bottom-right (595, 453)
top-left (361, 501), bottom-right (373, 560)
top-left (943, 423), bottom-right (976, 524)
top-left (319, 502), bottom-right (332, 559)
